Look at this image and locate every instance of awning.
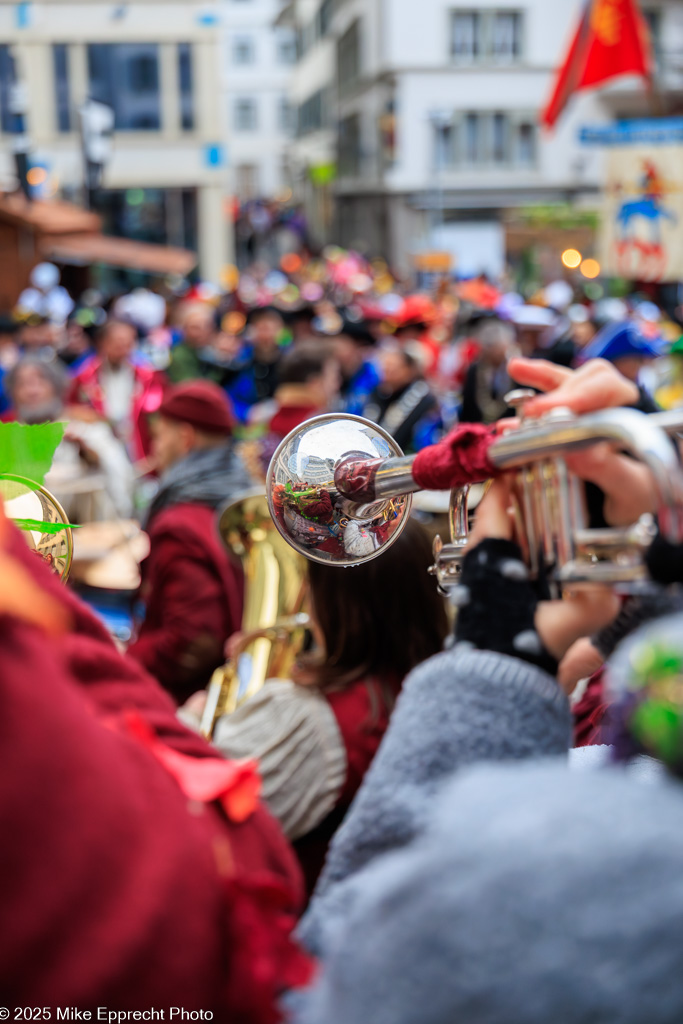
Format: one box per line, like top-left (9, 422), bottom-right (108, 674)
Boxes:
top-left (40, 233), bottom-right (197, 276)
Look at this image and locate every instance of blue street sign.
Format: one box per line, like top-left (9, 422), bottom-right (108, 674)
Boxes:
top-left (580, 118), bottom-right (683, 146)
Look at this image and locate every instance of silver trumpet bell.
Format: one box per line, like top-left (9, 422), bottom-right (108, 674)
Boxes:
top-left (266, 403), bottom-right (683, 590)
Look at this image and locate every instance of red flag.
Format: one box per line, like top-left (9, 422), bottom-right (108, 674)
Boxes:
top-left (542, 0), bottom-right (653, 129)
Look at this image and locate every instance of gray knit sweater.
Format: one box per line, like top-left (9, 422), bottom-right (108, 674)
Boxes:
top-left (298, 642), bottom-right (572, 958)
top-left (296, 761), bottom-right (683, 1024)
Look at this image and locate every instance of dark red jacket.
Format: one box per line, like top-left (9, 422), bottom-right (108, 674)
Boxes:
top-left (294, 676), bottom-right (395, 896)
top-left (0, 519), bottom-right (307, 1013)
top-left (128, 503), bottom-right (244, 706)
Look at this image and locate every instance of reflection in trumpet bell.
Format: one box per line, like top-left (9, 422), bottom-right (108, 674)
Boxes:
top-left (1, 474), bottom-right (74, 583)
top-left (266, 413), bottom-right (413, 567)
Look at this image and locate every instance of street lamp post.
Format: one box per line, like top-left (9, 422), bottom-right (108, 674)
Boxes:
top-left (428, 108), bottom-right (453, 252)
top-left (8, 65), bottom-right (31, 199)
top-left (79, 99), bottom-right (115, 210)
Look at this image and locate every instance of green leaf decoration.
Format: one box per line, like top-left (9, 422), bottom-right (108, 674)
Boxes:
top-left (631, 700), bottom-right (683, 764)
top-left (0, 422), bottom-right (65, 485)
top-left (11, 518), bottom-right (79, 534)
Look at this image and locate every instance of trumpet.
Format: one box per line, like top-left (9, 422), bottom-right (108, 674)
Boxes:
top-left (266, 400), bottom-right (683, 594)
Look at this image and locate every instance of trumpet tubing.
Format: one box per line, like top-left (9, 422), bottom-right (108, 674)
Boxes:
top-left (266, 407), bottom-right (683, 593)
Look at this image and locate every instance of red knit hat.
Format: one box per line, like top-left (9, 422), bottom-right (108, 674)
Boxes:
top-left (159, 380), bottom-right (234, 435)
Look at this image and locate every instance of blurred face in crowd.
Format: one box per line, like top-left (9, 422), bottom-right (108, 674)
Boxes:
top-left (64, 322), bottom-right (93, 358)
top-left (100, 322), bottom-right (136, 369)
top-left (212, 331), bottom-right (241, 361)
top-left (19, 321), bottom-right (57, 351)
top-left (333, 334), bottom-right (364, 377)
top-left (614, 355), bottom-right (650, 384)
top-left (314, 357), bottom-right (342, 407)
top-left (11, 364), bottom-right (62, 423)
top-left (182, 308), bottom-right (215, 350)
top-left (381, 349), bottom-right (418, 391)
top-left (573, 320), bottom-right (597, 349)
top-left (152, 416), bottom-right (200, 474)
top-left (479, 322), bottom-right (513, 368)
top-left (250, 312), bottom-right (283, 358)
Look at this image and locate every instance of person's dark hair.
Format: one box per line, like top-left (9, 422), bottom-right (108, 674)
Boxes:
top-left (95, 319), bottom-right (138, 346)
top-left (299, 517), bottom-right (449, 696)
top-left (336, 319), bottom-right (376, 347)
top-left (5, 354), bottom-right (69, 402)
top-left (247, 305), bottom-right (283, 326)
top-left (279, 341), bottom-right (334, 386)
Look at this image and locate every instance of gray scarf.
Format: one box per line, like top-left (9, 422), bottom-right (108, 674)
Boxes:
top-left (147, 443), bottom-right (253, 525)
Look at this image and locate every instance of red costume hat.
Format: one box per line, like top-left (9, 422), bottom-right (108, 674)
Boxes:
top-left (159, 380), bottom-right (234, 435)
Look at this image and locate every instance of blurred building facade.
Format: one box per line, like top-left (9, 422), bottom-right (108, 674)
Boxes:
top-left (0, 0), bottom-right (232, 284)
top-left (222, 0), bottom-right (297, 201)
top-left (281, 0), bottom-right (683, 274)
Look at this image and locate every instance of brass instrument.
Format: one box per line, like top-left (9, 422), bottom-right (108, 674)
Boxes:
top-left (1, 474), bottom-right (74, 582)
top-left (266, 404), bottom-right (683, 595)
top-left (200, 492), bottom-right (308, 739)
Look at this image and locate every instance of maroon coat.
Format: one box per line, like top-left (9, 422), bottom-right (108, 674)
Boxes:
top-left (128, 502), bottom-right (244, 705)
top-left (294, 677), bottom-right (397, 896)
top-left (0, 519), bottom-right (308, 1013)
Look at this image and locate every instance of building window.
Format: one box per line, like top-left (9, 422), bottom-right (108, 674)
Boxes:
top-left (233, 35), bottom-right (255, 65)
top-left (87, 44), bottom-right (161, 131)
top-left (298, 88), bottom-right (326, 136)
top-left (338, 20), bottom-right (361, 95)
top-left (319, 0), bottom-right (335, 36)
top-left (178, 43), bottom-right (195, 132)
top-left (53, 44), bottom-right (71, 132)
top-left (276, 30), bottom-right (297, 65)
top-left (451, 11), bottom-right (481, 60)
top-left (450, 10), bottom-right (523, 63)
top-left (643, 9), bottom-right (663, 69)
top-left (517, 121), bottom-right (536, 166)
top-left (236, 163), bottom-right (259, 200)
top-left (491, 11), bottom-right (522, 61)
top-left (491, 111), bottom-right (510, 162)
top-left (0, 45), bottom-right (17, 134)
top-left (434, 121), bottom-right (456, 170)
top-left (338, 113), bottom-right (361, 177)
top-left (278, 95), bottom-right (294, 135)
top-left (234, 97), bottom-right (258, 132)
top-left (435, 111), bottom-right (537, 168)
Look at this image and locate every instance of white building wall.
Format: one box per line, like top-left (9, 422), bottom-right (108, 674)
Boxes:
top-left (0, 0), bottom-right (232, 282)
top-left (221, 0), bottom-right (296, 199)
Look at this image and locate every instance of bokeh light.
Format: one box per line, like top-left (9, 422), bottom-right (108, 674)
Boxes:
top-left (561, 248), bottom-right (582, 269)
top-left (27, 167), bottom-right (48, 187)
top-left (580, 258), bottom-right (601, 279)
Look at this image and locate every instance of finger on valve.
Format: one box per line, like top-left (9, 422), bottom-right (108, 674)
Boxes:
top-left (466, 476), bottom-right (516, 550)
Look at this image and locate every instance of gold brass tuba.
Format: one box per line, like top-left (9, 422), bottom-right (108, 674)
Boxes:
top-left (1, 474), bottom-right (74, 582)
top-left (200, 492), bottom-right (309, 739)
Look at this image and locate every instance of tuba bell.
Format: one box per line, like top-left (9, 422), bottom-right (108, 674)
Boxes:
top-left (1, 474), bottom-right (74, 582)
top-left (266, 405), bottom-right (683, 595)
top-left (200, 492), bottom-right (309, 739)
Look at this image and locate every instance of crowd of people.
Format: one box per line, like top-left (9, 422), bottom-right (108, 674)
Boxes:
top-left (4, 251), bottom-right (683, 1017)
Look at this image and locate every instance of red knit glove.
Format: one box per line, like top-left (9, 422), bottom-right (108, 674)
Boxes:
top-left (412, 423), bottom-right (500, 491)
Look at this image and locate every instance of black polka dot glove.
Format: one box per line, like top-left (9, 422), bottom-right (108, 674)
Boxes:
top-left (453, 538), bottom-right (559, 677)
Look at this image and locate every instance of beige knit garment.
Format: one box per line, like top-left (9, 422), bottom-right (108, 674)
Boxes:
top-left (212, 680), bottom-right (348, 840)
